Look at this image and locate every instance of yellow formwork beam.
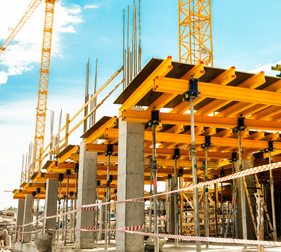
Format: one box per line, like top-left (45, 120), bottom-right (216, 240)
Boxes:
top-left (121, 109), bottom-right (281, 131)
top-left (235, 104), bottom-right (270, 118)
top-left (84, 117), bottom-right (118, 144)
top-left (103, 127), bottom-right (279, 152)
top-left (57, 146), bottom-right (79, 164)
top-left (239, 71), bottom-right (265, 89)
top-left (153, 77), bottom-right (281, 107)
top-left (85, 143), bottom-right (235, 160)
top-left (119, 56), bottom-right (173, 114)
top-left (216, 102), bottom-right (253, 118)
top-left (249, 106), bottom-right (281, 120)
top-left (210, 66), bottom-right (236, 85)
top-left (147, 61), bottom-right (206, 112)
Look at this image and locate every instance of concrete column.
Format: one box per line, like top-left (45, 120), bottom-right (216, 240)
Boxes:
top-left (22, 194), bottom-right (34, 243)
top-left (44, 179), bottom-right (58, 235)
top-left (116, 119), bottom-right (145, 252)
top-left (236, 160), bottom-right (255, 240)
top-left (16, 199), bottom-right (25, 241)
top-left (166, 177), bottom-right (176, 234)
top-left (75, 140), bottom-right (97, 249)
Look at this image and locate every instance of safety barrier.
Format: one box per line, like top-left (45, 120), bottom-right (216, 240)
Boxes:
top-left (16, 162), bottom-right (281, 248)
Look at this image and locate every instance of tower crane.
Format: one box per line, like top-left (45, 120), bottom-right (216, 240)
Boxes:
top-left (178, 0), bottom-right (213, 66)
top-left (0, 0), bottom-right (57, 174)
top-left (0, 0), bottom-right (42, 55)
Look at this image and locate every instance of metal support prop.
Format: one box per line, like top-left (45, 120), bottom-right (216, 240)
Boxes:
top-left (57, 174), bottom-right (63, 244)
top-left (190, 97), bottom-right (201, 252)
top-left (149, 161), bottom-right (153, 233)
top-left (214, 176), bottom-right (218, 237)
top-left (255, 193), bottom-right (264, 252)
top-left (114, 189), bottom-right (117, 240)
top-left (64, 170), bottom-right (71, 245)
top-left (96, 181), bottom-right (100, 242)
top-left (35, 188), bottom-right (40, 239)
top-left (221, 170), bottom-right (225, 236)
top-left (172, 148), bottom-right (180, 245)
top-left (238, 130), bottom-right (247, 248)
top-left (204, 148), bottom-right (209, 247)
top-left (174, 158), bottom-right (178, 247)
top-left (73, 164), bottom-right (78, 245)
top-left (224, 201), bottom-right (234, 238)
top-left (62, 195), bottom-right (65, 241)
top-left (201, 135), bottom-right (210, 248)
top-left (70, 192), bottom-right (74, 242)
top-left (178, 173), bottom-right (183, 236)
top-left (105, 144), bottom-right (113, 249)
top-left (152, 124), bottom-right (159, 252)
top-left (232, 162), bottom-right (238, 238)
top-left (268, 150), bottom-right (277, 241)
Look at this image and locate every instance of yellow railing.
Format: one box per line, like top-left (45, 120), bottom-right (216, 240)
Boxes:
top-left (20, 67), bottom-right (124, 185)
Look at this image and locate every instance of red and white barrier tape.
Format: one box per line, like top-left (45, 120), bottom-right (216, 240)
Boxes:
top-left (124, 224), bottom-right (145, 231)
top-left (18, 225), bottom-right (144, 235)
top-left (17, 162), bottom-right (281, 232)
top-left (82, 207), bottom-right (95, 210)
top-left (120, 230), bottom-right (281, 247)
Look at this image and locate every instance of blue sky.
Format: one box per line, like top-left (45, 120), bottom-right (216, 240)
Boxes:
top-left (0, 0), bottom-right (281, 209)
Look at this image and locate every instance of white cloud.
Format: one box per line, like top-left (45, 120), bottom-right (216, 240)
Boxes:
top-left (0, 71), bottom-right (8, 84)
top-left (0, 1), bottom-right (83, 85)
top-left (84, 4), bottom-right (98, 9)
top-left (249, 60), bottom-right (281, 77)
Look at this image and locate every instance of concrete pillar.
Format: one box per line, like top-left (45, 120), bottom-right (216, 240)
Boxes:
top-left (75, 140), bottom-right (97, 249)
top-left (166, 177), bottom-right (176, 234)
top-left (22, 194), bottom-right (34, 243)
top-left (116, 119), bottom-right (145, 252)
top-left (44, 179), bottom-right (58, 235)
top-left (236, 160), bottom-right (255, 240)
top-left (16, 199), bottom-right (25, 242)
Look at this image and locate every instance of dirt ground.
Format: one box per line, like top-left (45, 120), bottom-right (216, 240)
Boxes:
top-left (72, 240), bottom-right (281, 252)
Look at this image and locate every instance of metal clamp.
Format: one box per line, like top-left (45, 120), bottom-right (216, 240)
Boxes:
top-left (201, 135), bottom-right (211, 149)
top-left (182, 78), bottom-right (201, 101)
top-left (178, 168), bottom-right (183, 177)
top-left (172, 148), bottom-right (180, 160)
top-left (148, 110), bottom-right (160, 127)
top-left (105, 144), bottom-right (113, 156)
top-left (260, 140), bottom-right (274, 153)
top-left (75, 163), bottom-right (79, 173)
top-left (58, 173), bottom-right (64, 182)
top-left (229, 151), bottom-right (238, 163)
top-left (232, 115), bottom-right (247, 134)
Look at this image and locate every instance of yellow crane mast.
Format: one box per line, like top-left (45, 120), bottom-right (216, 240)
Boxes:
top-left (178, 0), bottom-right (213, 66)
top-left (33, 0), bottom-right (56, 170)
top-left (0, 0), bottom-right (42, 55)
